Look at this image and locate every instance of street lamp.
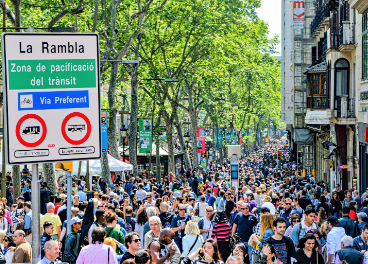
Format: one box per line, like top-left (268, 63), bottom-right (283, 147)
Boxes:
top-left (120, 125), bottom-right (128, 162)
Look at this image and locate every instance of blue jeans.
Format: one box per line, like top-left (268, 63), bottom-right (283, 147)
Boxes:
top-left (334, 211), bottom-right (339, 218)
top-left (244, 242), bottom-right (253, 263)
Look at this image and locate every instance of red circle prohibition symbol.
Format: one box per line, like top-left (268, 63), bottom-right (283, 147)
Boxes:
top-left (61, 112), bottom-right (91, 145)
top-left (16, 114), bottom-right (47, 148)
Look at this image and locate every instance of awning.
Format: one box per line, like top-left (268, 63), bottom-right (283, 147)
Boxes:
top-left (304, 62), bottom-right (327, 74)
top-left (294, 129), bottom-right (314, 144)
top-left (305, 109), bottom-right (332, 125)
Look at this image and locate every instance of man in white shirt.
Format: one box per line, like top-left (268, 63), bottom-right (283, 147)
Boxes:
top-left (326, 216), bottom-right (347, 264)
top-left (144, 193), bottom-right (156, 207)
top-left (199, 206), bottom-right (213, 240)
top-left (136, 183), bottom-right (147, 201)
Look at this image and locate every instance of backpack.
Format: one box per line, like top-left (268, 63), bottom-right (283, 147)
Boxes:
top-left (125, 218), bottom-right (134, 233)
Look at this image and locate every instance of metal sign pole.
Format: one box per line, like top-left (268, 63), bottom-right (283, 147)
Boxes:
top-left (66, 171), bottom-right (72, 236)
top-left (32, 163), bottom-right (40, 264)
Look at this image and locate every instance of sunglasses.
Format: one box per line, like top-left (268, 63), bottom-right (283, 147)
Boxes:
top-left (241, 208), bottom-right (249, 210)
top-left (292, 220), bottom-right (300, 223)
top-left (206, 210), bottom-right (213, 212)
top-left (178, 209), bottom-right (186, 211)
top-left (285, 203), bottom-right (291, 205)
top-left (133, 239), bottom-right (141, 243)
top-left (3, 239), bottom-right (8, 242)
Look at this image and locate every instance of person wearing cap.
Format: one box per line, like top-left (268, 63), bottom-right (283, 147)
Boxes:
top-left (64, 217), bottom-right (83, 264)
top-left (326, 216), bottom-right (346, 264)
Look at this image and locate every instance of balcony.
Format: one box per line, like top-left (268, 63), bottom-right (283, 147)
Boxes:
top-left (338, 1), bottom-right (355, 52)
top-left (310, 5), bottom-right (332, 38)
top-left (338, 22), bottom-right (356, 52)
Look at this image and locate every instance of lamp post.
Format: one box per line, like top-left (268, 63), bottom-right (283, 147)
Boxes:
top-left (120, 125), bottom-right (128, 162)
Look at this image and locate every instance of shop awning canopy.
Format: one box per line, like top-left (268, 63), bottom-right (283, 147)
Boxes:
top-left (88, 155), bottom-right (133, 172)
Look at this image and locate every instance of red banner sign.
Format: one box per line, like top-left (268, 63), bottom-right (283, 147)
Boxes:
top-left (197, 128), bottom-right (206, 153)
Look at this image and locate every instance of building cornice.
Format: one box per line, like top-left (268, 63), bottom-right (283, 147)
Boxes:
top-left (350, 0), bottom-right (368, 14)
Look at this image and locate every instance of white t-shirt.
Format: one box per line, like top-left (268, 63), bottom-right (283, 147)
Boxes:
top-left (198, 202), bottom-right (208, 217)
top-left (202, 218), bottom-right (213, 240)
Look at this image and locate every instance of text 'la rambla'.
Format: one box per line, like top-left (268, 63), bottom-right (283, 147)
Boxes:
top-left (19, 42), bottom-right (85, 53)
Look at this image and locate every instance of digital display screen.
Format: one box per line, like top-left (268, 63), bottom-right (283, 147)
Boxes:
top-left (232, 171), bottom-right (238, 179)
top-left (231, 165), bottom-right (238, 171)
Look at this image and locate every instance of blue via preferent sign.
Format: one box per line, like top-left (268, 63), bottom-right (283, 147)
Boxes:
top-left (18, 90), bottom-right (89, 110)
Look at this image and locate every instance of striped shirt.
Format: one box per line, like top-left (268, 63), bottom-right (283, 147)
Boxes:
top-left (211, 222), bottom-right (232, 241)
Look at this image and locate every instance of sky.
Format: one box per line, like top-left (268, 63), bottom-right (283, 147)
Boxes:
top-left (257, 0), bottom-right (281, 55)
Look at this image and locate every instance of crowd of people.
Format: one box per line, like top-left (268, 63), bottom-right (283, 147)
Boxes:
top-left (0, 140), bottom-right (367, 264)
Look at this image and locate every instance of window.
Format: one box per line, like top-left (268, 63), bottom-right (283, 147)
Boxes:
top-left (336, 59), bottom-right (349, 96)
top-left (363, 10), bottom-right (368, 80)
top-left (310, 74), bottom-right (326, 108)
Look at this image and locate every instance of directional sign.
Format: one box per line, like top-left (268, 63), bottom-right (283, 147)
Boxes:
top-left (2, 33), bottom-right (101, 164)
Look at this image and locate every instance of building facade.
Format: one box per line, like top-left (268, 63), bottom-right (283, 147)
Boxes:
top-left (282, 0), bottom-right (368, 192)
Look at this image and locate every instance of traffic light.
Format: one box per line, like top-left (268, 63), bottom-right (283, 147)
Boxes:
top-left (277, 150), bottom-right (281, 160)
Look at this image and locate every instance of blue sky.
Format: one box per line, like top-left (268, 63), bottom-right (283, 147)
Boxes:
top-left (257, 0), bottom-right (281, 54)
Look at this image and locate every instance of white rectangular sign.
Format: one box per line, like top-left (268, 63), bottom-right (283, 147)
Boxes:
top-left (293, 0), bottom-right (305, 29)
top-left (2, 33), bottom-right (101, 164)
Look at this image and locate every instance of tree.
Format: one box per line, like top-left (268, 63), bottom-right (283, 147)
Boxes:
top-left (43, 163), bottom-right (57, 194)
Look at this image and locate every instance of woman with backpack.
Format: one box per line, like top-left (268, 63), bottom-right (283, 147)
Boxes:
top-left (181, 221), bottom-right (205, 258)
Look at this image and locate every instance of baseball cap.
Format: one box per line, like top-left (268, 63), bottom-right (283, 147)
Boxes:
top-left (70, 217), bottom-right (82, 225)
top-left (327, 216), bottom-right (338, 225)
top-left (16, 196), bottom-right (25, 201)
top-left (109, 192), bottom-right (115, 197)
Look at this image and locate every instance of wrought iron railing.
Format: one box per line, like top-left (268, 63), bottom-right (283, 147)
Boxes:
top-left (310, 5), bottom-right (330, 37)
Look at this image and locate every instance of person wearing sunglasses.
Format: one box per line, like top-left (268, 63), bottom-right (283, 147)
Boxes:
top-left (171, 204), bottom-right (192, 253)
top-left (3, 233), bottom-right (15, 264)
top-left (279, 198), bottom-right (293, 226)
top-left (120, 232), bottom-right (142, 263)
top-left (284, 214), bottom-right (301, 238)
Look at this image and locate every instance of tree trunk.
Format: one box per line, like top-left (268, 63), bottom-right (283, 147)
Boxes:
top-left (100, 153), bottom-right (112, 184)
top-left (189, 110), bottom-right (199, 168)
top-left (43, 163), bottom-right (57, 194)
top-left (107, 61), bottom-right (120, 160)
top-left (10, 0), bottom-right (21, 31)
top-left (156, 137), bottom-right (161, 181)
top-left (174, 113), bottom-right (191, 170)
top-left (128, 62), bottom-right (139, 178)
top-left (86, 160), bottom-right (90, 190)
top-left (165, 118), bottom-right (175, 174)
top-left (12, 165), bottom-right (20, 199)
top-left (77, 161), bottom-right (82, 179)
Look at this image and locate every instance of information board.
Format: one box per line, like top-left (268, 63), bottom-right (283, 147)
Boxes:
top-left (2, 33), bottom-right (101, 164)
